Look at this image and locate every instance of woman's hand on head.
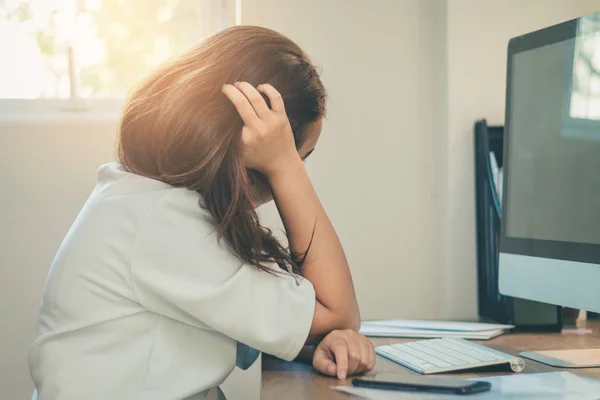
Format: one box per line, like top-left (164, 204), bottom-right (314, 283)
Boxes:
top-left (221, 82), bottom-right (301, 179)
top-left (312, 330), bottom-right (376, 380)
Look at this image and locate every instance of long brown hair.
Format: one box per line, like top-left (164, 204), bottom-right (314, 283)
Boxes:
top-left (118, 26), bottom-right (326, 275)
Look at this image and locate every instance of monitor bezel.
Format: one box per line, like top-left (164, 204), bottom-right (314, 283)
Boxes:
top-left (501, 15), bottom-right (600, 265)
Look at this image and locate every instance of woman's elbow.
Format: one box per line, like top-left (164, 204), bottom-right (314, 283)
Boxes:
top-left (313, 301), bottom-right (361, 336)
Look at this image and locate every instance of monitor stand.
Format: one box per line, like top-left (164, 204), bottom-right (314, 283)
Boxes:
top-left (520, 349), bottom-right (600, 368)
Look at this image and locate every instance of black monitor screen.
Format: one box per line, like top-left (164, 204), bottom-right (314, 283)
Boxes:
top-left (506, 17), bottom-right (600, 246)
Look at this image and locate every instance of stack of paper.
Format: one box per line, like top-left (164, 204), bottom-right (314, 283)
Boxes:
top-left (360, 320), bottom-right (514, 340)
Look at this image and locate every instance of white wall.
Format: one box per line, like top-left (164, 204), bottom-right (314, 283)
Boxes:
top-left (0, 121), bottom-right (118, 398)
top-left (244, 0), bottom-right (447, 320)
top-left (443, 0), bottom-right (600, 319)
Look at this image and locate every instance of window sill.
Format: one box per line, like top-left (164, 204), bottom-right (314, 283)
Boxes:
top-left (0, 99), bottom-right (124, 127)
top-left (0, 110), bottom-right (121, 126)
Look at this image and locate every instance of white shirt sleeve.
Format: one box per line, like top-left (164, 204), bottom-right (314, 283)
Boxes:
top-left (130, 192), bottom-right (315, 361)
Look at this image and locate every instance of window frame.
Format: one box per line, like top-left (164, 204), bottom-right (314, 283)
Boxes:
top-left (0, 0), bottom-right (239, 125)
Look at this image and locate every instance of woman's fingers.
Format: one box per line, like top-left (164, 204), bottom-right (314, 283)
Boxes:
top-left (235, 82), bottom-right (272, 120)
top-left (367, 338), bottom-right (376, 370)
top-left (345, 338), bottom-right (362, 376)
top-left (328, 339), bottom-right (349, 380)
top-left (257, 83), bottom-right (286, 114)
top-left (314, 331), bottom-right (377, 380)
top-left (223, 82), bottom-right (285, 123)
top-left (312, 347), bottom-right (338, 377)
top-left (221, 84), bottom-right (261, 129)
top-left (358, 337), bottom-right (371, 372)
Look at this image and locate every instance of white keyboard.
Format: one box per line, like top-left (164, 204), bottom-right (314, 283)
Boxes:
top-left (376, 338), bottom-right (525, 374)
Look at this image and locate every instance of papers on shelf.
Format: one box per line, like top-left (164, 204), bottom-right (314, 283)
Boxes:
top-left (360, 320), bottom-right (514, 340)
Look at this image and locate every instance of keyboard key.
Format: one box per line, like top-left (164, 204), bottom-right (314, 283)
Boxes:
top-left (379, 346), bottom-right (435, 370)
top-left (419, 341), bottom-right (469, 365)
top-left (426, 340), bottom-right (483, 363)
top-left (400, 343), bottom-right (453, 368)
top-left (443, 339), bottom-right (500, 362)
top-left (381, 346), bottom-right (428, 366)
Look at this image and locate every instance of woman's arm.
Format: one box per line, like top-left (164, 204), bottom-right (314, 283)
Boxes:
top-left (221, 82), bottom-right (360, 339)
top-left (268, 158), bottom-right (360, 337)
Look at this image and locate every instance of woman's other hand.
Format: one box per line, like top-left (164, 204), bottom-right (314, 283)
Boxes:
top-left (221, 82), bottom-right (300, 178)
top-left (312, 330), bottom-right (376, 380)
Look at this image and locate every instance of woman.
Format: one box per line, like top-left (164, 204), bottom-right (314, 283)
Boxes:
top-left (30, 26), bottom-right (374, 399)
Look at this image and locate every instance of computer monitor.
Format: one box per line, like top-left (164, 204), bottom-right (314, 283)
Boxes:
top-left (499, 11), bottom-right (600, 367)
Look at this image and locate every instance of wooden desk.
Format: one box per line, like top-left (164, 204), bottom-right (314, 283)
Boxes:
top-left (262, 321), bottom-right (600, 399)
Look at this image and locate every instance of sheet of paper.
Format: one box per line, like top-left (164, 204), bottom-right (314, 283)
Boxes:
top-left (361, 319), bottom-right (514, 332)
top-left (359, 325), bottom-right (505, 340)
top-left (332, 372), bottom-right (600, 400)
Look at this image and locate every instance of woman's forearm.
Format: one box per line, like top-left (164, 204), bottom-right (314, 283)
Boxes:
top-left (268, 158), bottom-right (360, 337)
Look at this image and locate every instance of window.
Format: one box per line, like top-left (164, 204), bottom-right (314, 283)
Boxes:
top-left (569, 14), bottom-right (600, 121)
top-left (0, 0), bottom-right (237, 119)
top-left (561, 13), bottom-right (600, 141)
